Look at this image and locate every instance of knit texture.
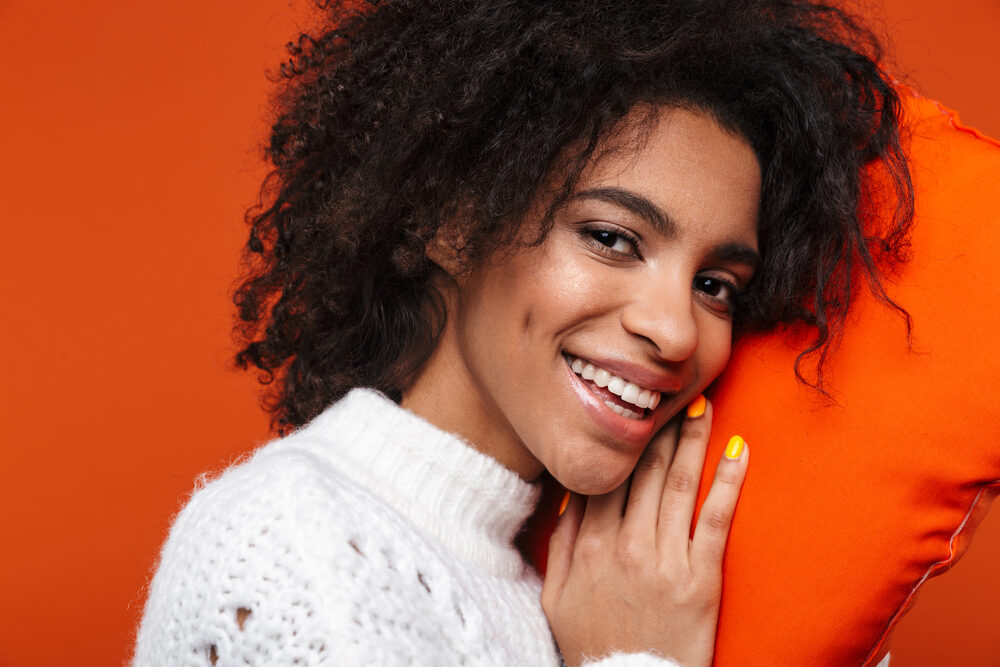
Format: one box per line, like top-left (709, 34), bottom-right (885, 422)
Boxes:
top-left (133, 389), bottom-right (677, 666)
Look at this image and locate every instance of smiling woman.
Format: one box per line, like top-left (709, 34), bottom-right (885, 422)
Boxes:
top-left (132, 1), bottom-right (912, 665)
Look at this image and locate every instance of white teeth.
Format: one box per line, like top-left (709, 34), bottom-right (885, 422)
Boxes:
top-left (637, 390), bottom-right (652, 410)
top-left (567, 354), bottom-right (663, 412)
top-left (603, 400), bottom-right (641, 420)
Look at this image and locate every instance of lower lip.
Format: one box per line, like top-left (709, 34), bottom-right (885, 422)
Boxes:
top-left (564, 360), bottom-right (659, 447)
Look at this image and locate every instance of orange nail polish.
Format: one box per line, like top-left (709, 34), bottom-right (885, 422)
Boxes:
top-left (686, 394), bottom-right (707, 419)
top-left (725, 435), bottom-right (745, 460)
top-left (558, 491), bottom-right (570, 516)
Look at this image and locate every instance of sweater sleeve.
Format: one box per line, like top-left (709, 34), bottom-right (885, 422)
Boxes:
top-left (133, 451), bottom-right (338, 667)
top-left (133, 446), bottom-right (545, 667)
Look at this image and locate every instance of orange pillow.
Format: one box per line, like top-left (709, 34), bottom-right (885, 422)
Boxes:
top-left (703, 91), bottom-right (1000, 665)
top-left (524, 91), bottom-right (1000, 665)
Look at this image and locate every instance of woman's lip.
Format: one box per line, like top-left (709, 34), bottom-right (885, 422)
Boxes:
top-left (564, 352), bottom-right (683, 394)
top-left (564, 360), bottom-right (659, 447)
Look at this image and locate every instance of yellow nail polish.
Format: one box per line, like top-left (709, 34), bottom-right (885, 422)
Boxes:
top-left (725, 435), bottom-right (745, 460)
top-left (558, 491), bottom-right (571, 516)
top-left (686, 394), bottom-right (707, 419)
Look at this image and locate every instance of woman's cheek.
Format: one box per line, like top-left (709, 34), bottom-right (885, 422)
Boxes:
top-left (700, 319), bottom-right (734, 381)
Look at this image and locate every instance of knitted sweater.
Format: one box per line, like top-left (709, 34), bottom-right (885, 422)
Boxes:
top-left (133, 388), bottom-right (679, 666)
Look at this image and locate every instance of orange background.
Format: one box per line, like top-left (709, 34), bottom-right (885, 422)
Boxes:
top-left (0, 1), bottom-right (996, 665)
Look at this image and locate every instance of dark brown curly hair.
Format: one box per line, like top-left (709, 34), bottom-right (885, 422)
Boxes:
top-left (234, 0), bottom-right (913, 432)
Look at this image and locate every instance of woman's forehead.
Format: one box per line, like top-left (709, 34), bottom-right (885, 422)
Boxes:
top-left (571, 107), bottom-right (760, 242)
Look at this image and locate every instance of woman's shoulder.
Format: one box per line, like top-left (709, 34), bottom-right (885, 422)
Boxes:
top-left (147, 423), bottom-right (396, 582)
top-left (163, 388), bottom-right (402, 547)
top-left (133, 427), bottom-right (431, 665)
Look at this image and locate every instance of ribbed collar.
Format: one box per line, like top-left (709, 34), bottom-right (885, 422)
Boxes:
top-left (287, 388), bottom-right (540, 578)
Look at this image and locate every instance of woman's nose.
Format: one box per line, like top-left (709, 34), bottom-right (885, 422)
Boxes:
top-left (620, 276), bottom-right (699, 362)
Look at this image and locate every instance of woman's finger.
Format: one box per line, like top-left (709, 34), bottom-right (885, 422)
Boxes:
top-left (621, 411), bottom-right (683, 533)
top-left (690, 437), bottom-right (749, 571)
top-left (656, 398), bottom-right (714, 551)
top-left (577, 479), bottom-right (630, 537)
top-left (541, 492), bottom-right (584, 610)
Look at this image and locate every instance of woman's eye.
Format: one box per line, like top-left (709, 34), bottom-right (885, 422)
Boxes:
top-left (693, 276), bottom-right (737, 306)
top-left (587, 228), bottom-right (636, 255)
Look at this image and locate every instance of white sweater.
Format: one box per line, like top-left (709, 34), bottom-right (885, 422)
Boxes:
top-left (134, 388), bottom-right (678, 666)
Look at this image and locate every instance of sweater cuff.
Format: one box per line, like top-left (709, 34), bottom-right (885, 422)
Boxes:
top-left (583, 652), bottom-right (682, 667)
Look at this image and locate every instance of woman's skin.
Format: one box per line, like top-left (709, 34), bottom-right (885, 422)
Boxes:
top-left (402, 106), bottom-right (757, 664)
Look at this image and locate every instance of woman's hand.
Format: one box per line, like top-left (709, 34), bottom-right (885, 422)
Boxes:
top-left (541, 398), bottom-right (748, 667)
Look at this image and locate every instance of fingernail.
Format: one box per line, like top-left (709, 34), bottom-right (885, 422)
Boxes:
top-left (686, 393), bottom-right (707, 419)
top-left (725, 435), bottom-right (746, 460)
top-left (558, 491), bottom-right (571, 516)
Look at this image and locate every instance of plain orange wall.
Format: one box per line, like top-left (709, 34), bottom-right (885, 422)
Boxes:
top-left (0, 2), bottom-right (996, 665)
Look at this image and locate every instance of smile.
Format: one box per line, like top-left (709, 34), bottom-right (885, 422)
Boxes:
top-left (565, 354), bottom-right (662, 419)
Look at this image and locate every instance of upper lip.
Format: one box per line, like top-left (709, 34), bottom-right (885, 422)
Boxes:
top-left (565, 352), bottom-right (685, 395)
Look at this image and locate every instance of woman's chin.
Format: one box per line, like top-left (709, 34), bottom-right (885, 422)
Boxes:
top-left (553, 461), bottom-right (635, 496)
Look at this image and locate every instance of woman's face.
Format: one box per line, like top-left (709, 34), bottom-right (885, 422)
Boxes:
top-left (405, 107), bottom-right (761, 495)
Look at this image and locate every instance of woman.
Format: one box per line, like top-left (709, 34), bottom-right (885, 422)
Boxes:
top-left (133, 1), bottom-right (911, 665)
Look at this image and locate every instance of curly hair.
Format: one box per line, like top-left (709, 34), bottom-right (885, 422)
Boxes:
top-left (234, 0), bottom-right (913, 431)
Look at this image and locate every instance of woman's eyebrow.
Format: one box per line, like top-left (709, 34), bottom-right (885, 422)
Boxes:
top-left (713, 242), bottom-right (762, 270)
top-left (572, 186), bottom-right (675, 235)
top-left (574, 186), bottom-right (761, 269)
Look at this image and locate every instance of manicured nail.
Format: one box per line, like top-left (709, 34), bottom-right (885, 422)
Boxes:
top-left (725, 435), bottom-right (746, 460)
top-left (686, 394), bottom-right (707, 419)
top-left (558, 491), bottom-right (571, 516)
